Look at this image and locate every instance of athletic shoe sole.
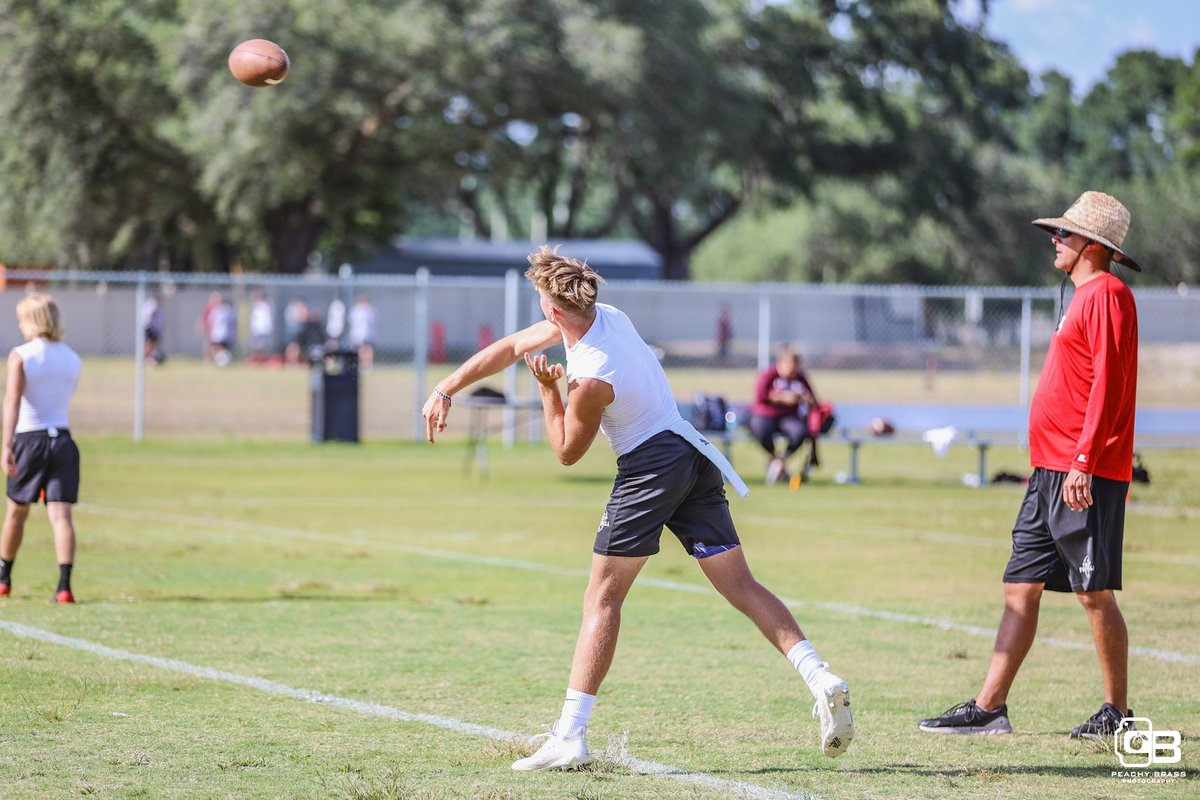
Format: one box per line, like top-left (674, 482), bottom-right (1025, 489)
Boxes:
top-left (919, 717), bottom-right (1012, 735)
top-left (511, 753), bottom-right (591, 771)
top-left (511, 730), bottom-right (591, 771)
top-left (814, 681), bottom-right (855, 757)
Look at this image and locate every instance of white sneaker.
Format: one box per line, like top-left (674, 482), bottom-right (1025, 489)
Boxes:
top-left (511, 724), bottom-right (590, 771)
top-left (810, 669), bottom-right (854, 758)
top-left (765, 458), bottom-right (785, 485)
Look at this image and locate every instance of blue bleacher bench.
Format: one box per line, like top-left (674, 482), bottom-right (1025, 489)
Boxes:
top-left (679, 400), bottom-right (1200, 488)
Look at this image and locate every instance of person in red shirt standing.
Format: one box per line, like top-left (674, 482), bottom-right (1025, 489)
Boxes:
top-left (919, 191), bottom-right (1141, 741)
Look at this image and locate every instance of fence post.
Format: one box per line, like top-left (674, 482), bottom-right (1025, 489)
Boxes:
top-left (527, 292), bottom-right (543, 444)
top-left (1018, 291), bottom-right (1034, 448)
top-left (133, 276), bottom-right (147, 443)
top-left (413, 268), bottom-right (430, 442)
top-left (757, 291), bottom-right (771, 370)
top-left (337, 263), bottom-right (354, 351)
top-left (1019, 292), bottom-right (1032, 408)
top-left (503, 268), bottom-right (520, 448)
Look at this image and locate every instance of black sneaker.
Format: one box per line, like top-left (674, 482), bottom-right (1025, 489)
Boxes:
top-left (1070, 703), bottom-right (1135, 740)
top-left (919, 699), bottom-right (1013, 734)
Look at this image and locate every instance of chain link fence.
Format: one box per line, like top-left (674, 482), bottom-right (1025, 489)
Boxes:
top-left (0, 268), bottom-right (1195, 441)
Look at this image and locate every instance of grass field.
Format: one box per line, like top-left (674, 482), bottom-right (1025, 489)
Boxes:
top-left (0, 436), bottom-right (1196, 799)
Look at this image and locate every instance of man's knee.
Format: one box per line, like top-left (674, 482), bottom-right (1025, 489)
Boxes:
top-left (46, 502), bottom-right (73, 524)
top-left (1075, 589), bottom-right (1118, 612)
top-left (6, 501), bottom-right (30, 522)
top-left (583, 561), bottom-right (642, 611)
top-left (1002, 581), bottom-right (1044, 608)
top-left (583, 585), bottom-right (627, 619)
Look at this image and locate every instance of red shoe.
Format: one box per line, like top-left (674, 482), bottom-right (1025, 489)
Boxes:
top-left (0, 583), bottom-right (10, 597)
top-left (55, 589), bottom-right (75, 604)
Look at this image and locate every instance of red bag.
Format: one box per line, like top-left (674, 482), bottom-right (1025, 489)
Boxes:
top-left (807, 403), bottom-right (836, 438)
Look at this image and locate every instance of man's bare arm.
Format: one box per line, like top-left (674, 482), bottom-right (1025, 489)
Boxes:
top-left (423, 320), bottom-right (561, 443)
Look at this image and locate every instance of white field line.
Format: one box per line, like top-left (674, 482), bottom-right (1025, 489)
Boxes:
top-left (0, 620), bottom-right (819, 800)
top-left (78, 504), bottom-right (1200, 667)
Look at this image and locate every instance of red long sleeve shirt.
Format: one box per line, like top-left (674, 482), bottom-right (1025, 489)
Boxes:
top-left (1028, 272), bottom-right (1138, 481)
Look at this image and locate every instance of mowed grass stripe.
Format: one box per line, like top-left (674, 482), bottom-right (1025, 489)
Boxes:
top-left (740, 515), bottom-right (1200, 568)
top-left (77, 503), bottom-right (1200, 666)
top-left (0, 620), bottom-right (821, 800)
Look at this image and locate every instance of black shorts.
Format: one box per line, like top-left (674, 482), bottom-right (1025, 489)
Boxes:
top-left (595, 430), bottom-right (741, 558)
top-left (1002, 467), bottom-right (1127, 592)
top-left (7, 429), bottom-right (80, 505)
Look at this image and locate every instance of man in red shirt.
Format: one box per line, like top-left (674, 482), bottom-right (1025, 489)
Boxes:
top-left (919, 191), bottom-right (1141, 741)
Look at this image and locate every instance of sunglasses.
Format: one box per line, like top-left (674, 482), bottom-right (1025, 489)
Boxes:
top-left (1054, 227), bottom-right (1074, 240)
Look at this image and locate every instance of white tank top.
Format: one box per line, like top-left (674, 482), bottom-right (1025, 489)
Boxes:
top-left (565, 304), bottom-right (682, 456)
top-left (14, 338), bottom-right (82, 433)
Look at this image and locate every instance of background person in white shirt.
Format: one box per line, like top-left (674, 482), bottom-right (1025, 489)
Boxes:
top-left (0, 294), bottom-right (83, 603)
top-left (248, 289), bottom-right (275, 364)
top-left (422, 246), bottom-right (853, 771)
top-left (325, 295), bottom-right (346, 349)
top-left (347, 294), bottom-right (376, 368)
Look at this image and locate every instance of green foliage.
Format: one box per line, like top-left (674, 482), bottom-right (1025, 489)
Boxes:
top-left (0, 0), bottom-right (467, 271)
top-left (694, 150), bottom-right (1063, 286)
top-left (0, 0), bottom-right (200, 266)
top-left (1, 0), bottom-right (1198, 283)
top-left (697, 38), bottom-right (1200, 286)
top-left (1073, 50), bottom-right (1189, 182)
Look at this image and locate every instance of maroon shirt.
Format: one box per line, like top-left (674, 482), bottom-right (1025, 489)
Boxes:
top-left (750, 366), bottom-right (815, 419)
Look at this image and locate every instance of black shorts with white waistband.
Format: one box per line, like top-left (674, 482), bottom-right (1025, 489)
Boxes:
top-left (7, 427), bottom-right (80, 505)
top-left (594, 430), bottom-right (741, 559)
top-left (1002, 467), bottom-right (1127, 593)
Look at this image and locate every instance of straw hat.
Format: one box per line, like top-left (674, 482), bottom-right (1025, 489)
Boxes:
top-left (1031, 191), bottom-right (1140, 271)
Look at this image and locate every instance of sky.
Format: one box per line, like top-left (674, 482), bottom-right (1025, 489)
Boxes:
top-left (962, 0), bottom-right (1200, 94)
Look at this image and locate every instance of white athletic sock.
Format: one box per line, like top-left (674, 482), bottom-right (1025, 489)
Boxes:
top-left (556, 688), bottom-right (595, 737)
top-left (786, 640), bottom-right (829, 696)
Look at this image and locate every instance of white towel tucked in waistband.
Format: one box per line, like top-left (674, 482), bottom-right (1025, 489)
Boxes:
top-left (667, 420), bottom-right (750, 498)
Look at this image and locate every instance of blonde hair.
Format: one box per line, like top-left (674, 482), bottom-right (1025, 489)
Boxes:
top-left (524, 245), bottom-right (604, 316)
top-left (17, 293), bottom-right (65, 342)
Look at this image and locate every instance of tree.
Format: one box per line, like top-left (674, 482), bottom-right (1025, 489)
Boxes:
top-left (1074, 50), bottom-right (1189, 183)
top-left (443, 0), bottom-right (1027, 279)
top-left (0, 0), bottom-right (213, 268)
top-left (0, 0), bottom-right (1060, 281)
top-left (1173, 52), bottom-right (1200, 168)
top-left (1018, 70), bottom-right (1077, 165)
top-left (0, 0), bottom-right (466, 271)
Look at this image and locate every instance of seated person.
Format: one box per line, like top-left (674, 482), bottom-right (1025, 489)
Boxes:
top-left (748, 346), bottom-right (817, 484)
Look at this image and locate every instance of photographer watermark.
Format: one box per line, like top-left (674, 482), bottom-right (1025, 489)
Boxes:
top-left (1110, 716), bottom-right (1188, 784)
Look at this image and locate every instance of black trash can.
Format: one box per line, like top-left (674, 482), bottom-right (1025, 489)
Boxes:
top-left (311, 350), bottom-right (360, 443)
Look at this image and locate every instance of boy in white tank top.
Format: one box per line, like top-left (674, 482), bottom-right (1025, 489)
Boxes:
top-left (0, 294), bottom-right (82, 604)
top-left (422, 246), bottom-right (854, 770)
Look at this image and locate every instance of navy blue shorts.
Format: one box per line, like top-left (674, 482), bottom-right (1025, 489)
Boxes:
top-left (594, 431), bottom-right (741, 559)
top-left (1002, 467), bottom-right (1127, 592)
top-left (7, 428), bottom-right (80, 505)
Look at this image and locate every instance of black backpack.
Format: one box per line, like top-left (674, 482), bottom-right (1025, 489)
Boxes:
top-left (692, 394), bottom-right (729, 432)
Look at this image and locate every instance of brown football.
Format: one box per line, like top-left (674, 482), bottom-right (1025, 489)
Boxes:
top-left (228, 39), bottom-right (290, 87)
